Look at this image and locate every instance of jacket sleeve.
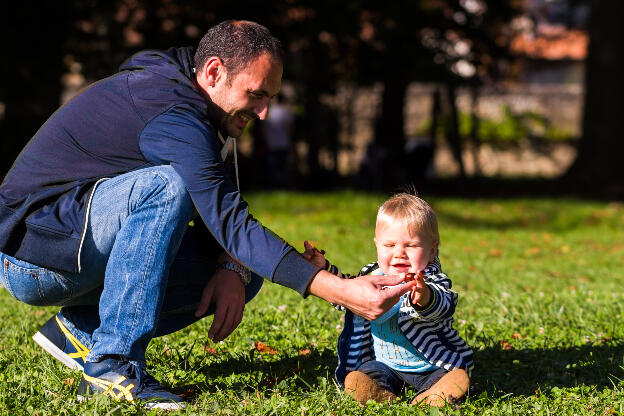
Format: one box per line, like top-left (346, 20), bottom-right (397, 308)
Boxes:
top-left (139, 104), bottom-right (320, 296)
top-left (400, 257), bottom-right (457, 322)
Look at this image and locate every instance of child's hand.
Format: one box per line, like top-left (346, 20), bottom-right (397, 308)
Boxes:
top-left (408, 271), bottom-right (432, 308)
top-left (302, 240), bottom-right (327, 268)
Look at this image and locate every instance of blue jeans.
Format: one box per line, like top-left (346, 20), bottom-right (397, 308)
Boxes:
top-left (356, 360), bottom-right (447, 397)
top-left (0, 166), bottom-right (263, 364)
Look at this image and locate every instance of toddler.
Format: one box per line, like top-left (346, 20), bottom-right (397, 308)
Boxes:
top-left (305, 193), bottom-right (473, 406)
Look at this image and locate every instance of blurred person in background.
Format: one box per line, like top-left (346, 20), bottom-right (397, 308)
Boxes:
top-left (261, 92), bottom-right (294, 188)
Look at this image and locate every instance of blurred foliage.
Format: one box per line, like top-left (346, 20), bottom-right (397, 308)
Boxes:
top-left (1, 0), bottom-right (522, 180)
top-left (419, 105), bottom-right (575, 142)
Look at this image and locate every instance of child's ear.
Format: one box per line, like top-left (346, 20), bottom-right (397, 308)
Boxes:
top-left (429, 241), bottom-right (439, 262)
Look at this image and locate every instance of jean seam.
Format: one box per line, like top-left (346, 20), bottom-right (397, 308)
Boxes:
top-left (5, 261), bottom-right (45, 301)
top-left (5, 261), bottom-right (44, 273)
top-left (123, 171), bottom-right (175, 356)
top-left (2, 260), bottom-right (17, 299)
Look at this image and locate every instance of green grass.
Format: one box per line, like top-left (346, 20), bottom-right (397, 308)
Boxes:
top-left (1, 192), bottom-right (624, 415)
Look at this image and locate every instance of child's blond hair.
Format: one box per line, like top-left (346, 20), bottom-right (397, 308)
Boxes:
top-left (376, 193), bottom-right (440, 245)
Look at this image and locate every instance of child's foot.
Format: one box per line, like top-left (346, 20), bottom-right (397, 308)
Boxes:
top-left (344, 371), bottom-right (397, 404)
top-left (412, 367), bottom-right (470, 407)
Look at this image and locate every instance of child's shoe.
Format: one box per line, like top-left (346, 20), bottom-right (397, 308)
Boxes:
top-left (412, 367), bottom-right (470, 407)
top-left (344, 371), bottom-right (397, 404)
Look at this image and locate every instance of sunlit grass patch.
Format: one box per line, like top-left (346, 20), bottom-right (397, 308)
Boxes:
top-left (1, 192), bottom-right (623, 415)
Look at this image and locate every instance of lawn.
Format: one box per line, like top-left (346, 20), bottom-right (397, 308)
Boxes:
top-left (1, 191), bottom-right (623, 415)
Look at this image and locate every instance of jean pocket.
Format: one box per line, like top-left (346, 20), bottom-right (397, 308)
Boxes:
top-left (2, 256), bottom-right (73, 306)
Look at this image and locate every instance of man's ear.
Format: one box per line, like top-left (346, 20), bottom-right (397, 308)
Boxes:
top-left (200, 57), bottom-right (226, 88)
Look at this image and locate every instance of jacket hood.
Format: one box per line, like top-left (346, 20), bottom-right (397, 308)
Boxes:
top-left (120, 46), bottom-right (198, 92)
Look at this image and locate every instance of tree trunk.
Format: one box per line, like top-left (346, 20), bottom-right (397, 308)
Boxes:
top-left (376, 74), bottom-right (407, 153)
top-left (444, 82), bottom-right (466, 180)
top-left (565, 0), bottom-right (624, 196)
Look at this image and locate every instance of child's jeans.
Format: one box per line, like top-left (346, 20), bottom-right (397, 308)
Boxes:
top-left (356, 360), bottom-right (447, 397)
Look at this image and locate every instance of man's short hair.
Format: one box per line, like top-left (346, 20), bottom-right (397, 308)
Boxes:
top-left (194, 20), bottom-right (283, 83)
top-left (376, 193), bottom-right (440, 245)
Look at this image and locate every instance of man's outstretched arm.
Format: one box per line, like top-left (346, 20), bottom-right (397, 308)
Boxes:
top-left (307, 270), bottom-right (419, 321)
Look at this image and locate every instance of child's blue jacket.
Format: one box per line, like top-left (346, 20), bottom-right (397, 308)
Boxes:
top-left (0, 47), bottom-right (318, 296)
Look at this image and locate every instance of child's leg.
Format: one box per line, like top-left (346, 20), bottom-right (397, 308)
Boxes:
top-left (411, 367), bottom-right (470, 407)
top-left (344, 361), bottom-right (403, 404)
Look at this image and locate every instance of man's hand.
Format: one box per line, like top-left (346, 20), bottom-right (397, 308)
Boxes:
top-left (308, 270), bottom-right (419, 321)
top-left (195, 268), bottom-right (245, 343)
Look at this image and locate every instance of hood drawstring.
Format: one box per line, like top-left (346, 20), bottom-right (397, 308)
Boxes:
top-left (218, 132), bottom-right (240, 190)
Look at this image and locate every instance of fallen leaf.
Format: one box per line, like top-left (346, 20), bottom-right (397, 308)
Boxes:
top-left (500, 340), bottom-right (514, 350)
top-left (64, 378), bottom-right (74, 385)
top-left (205, 347), bottom-right (218, 355)
top-left (254, 341), bottom-right (278, 355)
top-left (300, 348), bottom-right (311, 355)
top-left (178, 388), bottom-right (196, 399)
top-left (488, 249), bottom-right (501, 258)
top-left (511, 333), bottom-right (522, 339)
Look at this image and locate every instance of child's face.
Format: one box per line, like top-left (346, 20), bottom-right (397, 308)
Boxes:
top-left (374, 221), bottom-right (438, 276)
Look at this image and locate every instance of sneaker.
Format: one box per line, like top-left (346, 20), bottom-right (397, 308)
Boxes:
top-left (32, 314), bottom-right (90, 371)
top-left (77, 357), bottom-right (185, 410)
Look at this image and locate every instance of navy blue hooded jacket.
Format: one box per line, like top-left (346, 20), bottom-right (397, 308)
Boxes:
top-left (0, 47), bottom-right (319, 296)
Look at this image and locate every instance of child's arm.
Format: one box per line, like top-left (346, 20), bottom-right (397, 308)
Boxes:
top-left (301, 240), bottom-right (347, 278)
top-left (404, 259), bottom-right (458, 322)
top-left (302, 240), bottom-right (328, 268)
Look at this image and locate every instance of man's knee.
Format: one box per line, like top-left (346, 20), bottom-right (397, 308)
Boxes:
top-left (143, 166), bottom-right (192, 217)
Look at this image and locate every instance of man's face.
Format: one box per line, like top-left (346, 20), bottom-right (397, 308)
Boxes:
top-left (374, 221), bottom-right (437, 276)
top-left (208, 53), bottom-right (283, 138)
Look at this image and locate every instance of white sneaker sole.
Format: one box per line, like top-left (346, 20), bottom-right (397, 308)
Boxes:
top-left (32, 331), bottom-right (84, 371)
top-left (77, 394), bottom-right (186, 410)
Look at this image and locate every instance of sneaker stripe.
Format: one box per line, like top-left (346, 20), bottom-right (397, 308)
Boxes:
top-left (54, 316), bottom-right (90, 364)
top-left (32, 331), bottom-right (83, 371)
top-left (82, 373), bottom-right (136, 402)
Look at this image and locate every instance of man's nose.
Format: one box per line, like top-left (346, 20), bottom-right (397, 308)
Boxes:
top-left (255, 100), bottom-right (270, 120)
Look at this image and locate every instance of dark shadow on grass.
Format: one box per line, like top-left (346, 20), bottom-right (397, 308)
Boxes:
top-left (471, 341), bottom-right (624, 398)
top-left (176, 347), bottom-right (338, 396)
top-left (174, 340), bottom-right (624, 398)
top-left (173, 341), bottom-right (624, 400)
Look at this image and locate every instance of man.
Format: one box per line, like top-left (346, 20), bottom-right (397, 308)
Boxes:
top-left (0, 20), bottom-right (417, 409)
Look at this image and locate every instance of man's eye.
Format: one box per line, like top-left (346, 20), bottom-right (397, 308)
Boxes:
top-left (248, 91), bottom-right (263, 98)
